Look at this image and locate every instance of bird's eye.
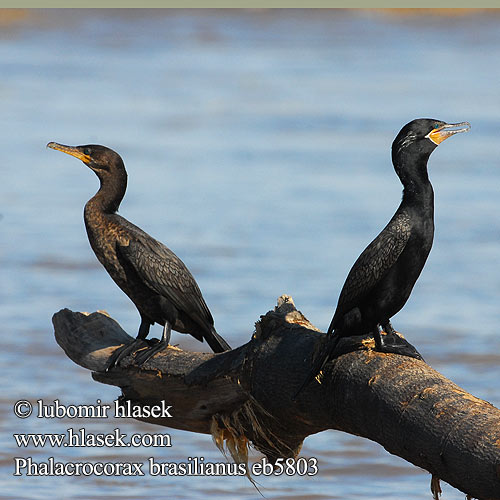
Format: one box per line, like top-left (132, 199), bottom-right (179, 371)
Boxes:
top-left (83, 148), bottom-right (91, 156)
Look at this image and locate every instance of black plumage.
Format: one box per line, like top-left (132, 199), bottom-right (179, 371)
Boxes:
top-left (296, 118), bottom-right (470, 396)
top-left (47, 142), bottom-right (231, 367)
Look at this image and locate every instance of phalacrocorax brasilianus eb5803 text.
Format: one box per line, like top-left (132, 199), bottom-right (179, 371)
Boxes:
top-left (295, 118), bottom-right (470, 398)
top-left (47, 142), bottom-right (231, 368)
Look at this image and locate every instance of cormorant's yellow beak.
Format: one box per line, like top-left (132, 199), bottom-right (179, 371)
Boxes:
top-left (47, 142), bottom-right (91, 164)
top-left (426, 121), bottom-right (471, 145)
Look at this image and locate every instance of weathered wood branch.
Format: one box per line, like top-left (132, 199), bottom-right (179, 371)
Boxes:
top-left (53, 297), bottom-right (500, 499)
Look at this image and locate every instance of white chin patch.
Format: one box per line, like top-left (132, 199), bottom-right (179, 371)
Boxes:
top-left (425, 131), bottom-right (440, 145)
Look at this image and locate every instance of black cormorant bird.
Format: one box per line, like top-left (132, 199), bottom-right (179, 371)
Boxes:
top-left (47, 142), bottom-right (231, 368)
top-left (296, 118), bottom-right (470, 397)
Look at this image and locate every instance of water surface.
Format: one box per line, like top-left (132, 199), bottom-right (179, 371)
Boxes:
top-left (1, 9), bottom-right (500, 500)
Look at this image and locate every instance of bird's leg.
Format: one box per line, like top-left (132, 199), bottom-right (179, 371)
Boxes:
top-left (105, 318), bottom-right (151, 371)
top-left (161, 320), bottom-right (172, 345)
top-left (372, 323), bottom-right (424, 361)
top-left (134, 320), bottom-right (172, 366)
top-left (381, 320), bottom-right (397, 335)
top-left (373, 324), bottom-right (384, 350)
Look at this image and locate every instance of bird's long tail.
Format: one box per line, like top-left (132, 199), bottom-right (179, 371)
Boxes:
top-left (293, 333), bottom-right (341, 400)
top-left (205, 327), bottom-right (231, 353)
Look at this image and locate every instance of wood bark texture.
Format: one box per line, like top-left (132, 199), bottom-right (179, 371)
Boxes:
top-left (53, 296), bottom-right (500, 499)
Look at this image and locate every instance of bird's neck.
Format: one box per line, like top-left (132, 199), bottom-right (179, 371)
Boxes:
top-left (402, 181), bottom-right (434, 217)
top-left (402, 174), bottom-right (433, 199)
top-left (86, 173), bottom-right (127, 215)
top-left (396, 152), bottom-right (434, 208)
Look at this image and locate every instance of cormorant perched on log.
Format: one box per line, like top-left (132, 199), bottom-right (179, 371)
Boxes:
top-left (47, 142), bottom-right (231, 368)
top-left (295, 119), bottom-right (470, 397)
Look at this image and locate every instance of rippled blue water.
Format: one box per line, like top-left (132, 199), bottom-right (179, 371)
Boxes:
top-left (1, 9), bottom-right (500, 500)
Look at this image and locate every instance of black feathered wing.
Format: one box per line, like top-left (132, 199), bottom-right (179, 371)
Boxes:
top-left (114, 216), bottom-right (231, 353)
top-left (330, 212), bottom-right (412, 331)
top-left (114, 216), bottom-right (215, 332)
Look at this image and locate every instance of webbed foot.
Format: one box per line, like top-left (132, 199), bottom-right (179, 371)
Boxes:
top-left (133, 320), bottom-right (172, 366)
top-left (373, 324), bottom-right (424, 361)
top-left (105, 338), bottom-right (150, 371)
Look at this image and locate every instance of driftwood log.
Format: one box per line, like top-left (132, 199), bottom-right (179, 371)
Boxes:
top-left (53, 296), bottom-right (500, 500)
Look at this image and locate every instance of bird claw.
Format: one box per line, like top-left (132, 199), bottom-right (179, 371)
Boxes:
top-left (133, 339), bottom-right (170, 366)
top-left (377, 331), bottom-right (425, 362)
top-left (104, 339), bottom-right (150, 371)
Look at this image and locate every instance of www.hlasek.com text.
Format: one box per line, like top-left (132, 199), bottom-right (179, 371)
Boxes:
top-left (14, 427), bottom-right (172, 448)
